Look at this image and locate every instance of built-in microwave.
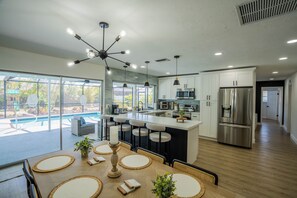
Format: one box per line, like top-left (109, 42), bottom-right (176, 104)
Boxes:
top-left (176, 88), bottom-right (195, 99)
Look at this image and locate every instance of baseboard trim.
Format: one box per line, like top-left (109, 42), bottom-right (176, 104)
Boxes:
top-left (283, 125), bottom-right (288, 133)
top-left (291, 134), bottom-right (297, 145)
top-left (199, 136), bottom-right (217, 142)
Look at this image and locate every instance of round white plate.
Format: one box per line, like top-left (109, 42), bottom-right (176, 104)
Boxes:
top-left (120, 154), bottom-right (151, 169)
top-left (172, 173), bottom-right (202, 197)
top-left (49, 176), bottom-right (102, 198)
top-left (33, 155), bottom-right (74, 172)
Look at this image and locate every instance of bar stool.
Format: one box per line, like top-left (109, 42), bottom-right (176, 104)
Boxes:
top-left (114, 118), bottom-right (131, 141)
top-left (129, 119), bottom-right (148, 148)
top-left (146, 123), bottom-right (171, 156)
top-left (100, 115), bottom-right (115, 140)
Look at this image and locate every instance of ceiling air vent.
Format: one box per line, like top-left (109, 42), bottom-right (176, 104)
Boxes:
top-left (155, 58), bottom-right (170, 62)
top-left (237, 0), bottom-right (297, 25)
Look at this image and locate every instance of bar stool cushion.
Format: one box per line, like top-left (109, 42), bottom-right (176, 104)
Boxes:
top-left (104, 121), bottom-right (115, 127)
top-left (129, 120), bottom-right (145, 127)
top-left (114, 117), bottom-right (127, 123)
top-left (100, 115), bottom-right (111, 119)
top-left (119, 124), bottom-right (131, 132)
top-left (149, 132), bottom-right (171, 143)
top-left (132, 128), bottom-right (149, 136)
top-left (146, 123), bottom-right (166, 132)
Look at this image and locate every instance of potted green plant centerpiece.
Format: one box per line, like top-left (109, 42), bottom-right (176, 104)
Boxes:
top-left (152, 173), bottom-right (176, 198)
top-left (178, 110), bottom-right (185, 118)
top-left (74, 136), bottom-right (93, 158)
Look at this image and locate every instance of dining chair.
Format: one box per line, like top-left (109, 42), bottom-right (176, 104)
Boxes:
top-left (172, 159), bottom-right (219, 185)
top-left (136, 147), bottom-right (166, 164)
top-left (120, 140), bottom-right (132, 150)
top-left (29, 184), bottom-right (39, 198)
top-left (23, 159), bottom-right (35, 197)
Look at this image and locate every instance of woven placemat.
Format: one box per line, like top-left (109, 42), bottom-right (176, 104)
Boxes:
top-left (172, 173), bottom-right (205, 198)
top-left (49, 175), bottom-right (103, 198)
top-left (119, 154), bottom-right (152, 170)
top-left (32, 155), bottom-right (75, 173)
top-left (93, 144), bottom-right (121, 155)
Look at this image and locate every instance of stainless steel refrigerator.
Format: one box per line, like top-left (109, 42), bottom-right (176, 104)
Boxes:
top-left (218, 87), bottom-right (253, 148)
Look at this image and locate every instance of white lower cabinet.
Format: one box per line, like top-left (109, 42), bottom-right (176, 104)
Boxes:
top-left (199, 100), bottom-right (218, 139)
top-left (191, 112), bottom-right (200, 120)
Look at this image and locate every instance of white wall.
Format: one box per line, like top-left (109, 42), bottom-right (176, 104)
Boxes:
top-left (284, 72), bottom-right (297, 144)
top-left (0, 46), bottom-right (105, 80)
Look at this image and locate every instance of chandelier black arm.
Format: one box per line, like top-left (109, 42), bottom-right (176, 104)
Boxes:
top-left (74, 57), bottom-right (91, 64)
top-left (104, 59), bottom-right (109, 67)
top-left (108, 56), bottom-right (127, 65)
top-left (79, 38), bottom-right (100, 53)
top-left (105, 40), bottom-right (117, 52)
top-left (108, 51), bottom-right (125, 55)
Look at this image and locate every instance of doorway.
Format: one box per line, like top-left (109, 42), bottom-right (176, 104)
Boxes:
top-left (261, 87), bottom-right (283, 124)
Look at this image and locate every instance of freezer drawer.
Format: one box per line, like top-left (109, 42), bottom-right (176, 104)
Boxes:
top-left (218, 123), bottom-right (252, 148)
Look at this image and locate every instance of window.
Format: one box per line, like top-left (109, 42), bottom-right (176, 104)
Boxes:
top-left (112, 82), bottom-right (154, 110)
top-left (262, 91), bottom-right (268, 102)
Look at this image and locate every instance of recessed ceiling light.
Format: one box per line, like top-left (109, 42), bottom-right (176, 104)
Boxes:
top-left (272, 71), bottom-right (278, 74)
top-left (214, 52), bottom-right (222, 56)
top-left (166, 72), bottom-right (170, 75)
top-left (227, 65), bottom-right (233, 68)
top-left (287, 39), bottom-right (297, 44)
top-left (140, 65), bottom-right (146, 68)
top-left (270, 78), bottom-right (274, 80)
top-left (131, 64), bottom-right (137, 69)
top-left (279, 57), bottom-right (288, 60)
top-left (134, 76), bottom-right (138, 79)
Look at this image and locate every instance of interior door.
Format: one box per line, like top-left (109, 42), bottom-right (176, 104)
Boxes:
top-left (266, 91), bottom-right (278, 120)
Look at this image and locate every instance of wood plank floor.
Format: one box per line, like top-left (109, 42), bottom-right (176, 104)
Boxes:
top-left (195, 119), bottom-right (297, 198)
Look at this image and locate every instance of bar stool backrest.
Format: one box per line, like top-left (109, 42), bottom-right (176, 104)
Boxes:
top-left (146, 123), bottom-right (166, 132)
top-left (114, 117), bottom-right (127, 123)
top-left (129, 119), bottom-right (145, 127)
top-left (100, 115), bottom-right (111, 120)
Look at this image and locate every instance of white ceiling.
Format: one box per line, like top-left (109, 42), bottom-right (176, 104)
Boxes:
top-left (0, 0), bottom-right (296, 81)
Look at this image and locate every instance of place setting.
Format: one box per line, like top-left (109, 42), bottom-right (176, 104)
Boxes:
top-left (32, 155), bottom-right (75, 173)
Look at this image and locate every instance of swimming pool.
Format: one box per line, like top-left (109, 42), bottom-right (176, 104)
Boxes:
top-left (10, 112), bottom-right (101, 124)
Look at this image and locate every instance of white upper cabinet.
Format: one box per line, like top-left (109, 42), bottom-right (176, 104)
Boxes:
top-left (200, 73), bottom-right (219, 101)
top-left (178, 76), bottom-right (195, 89)
top-left (219, 69), bottom-right (254, 87)
top-left (158, 78), bottom-right (171, 99)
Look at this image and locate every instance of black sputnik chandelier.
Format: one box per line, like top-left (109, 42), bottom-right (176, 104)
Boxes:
top-left (67, 21), bottom-right (137, 74)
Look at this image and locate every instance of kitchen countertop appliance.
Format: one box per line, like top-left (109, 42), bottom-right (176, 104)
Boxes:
top-left (218, 87), bottom-right (253, 148)
top-left (160, 101), bottom-right (169, 110)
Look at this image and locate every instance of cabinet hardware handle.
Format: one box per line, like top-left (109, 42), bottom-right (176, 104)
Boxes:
top-left (236, 81), bottom-right (238, 86)
top-left (233, 81), bottom-right (234, 86)
top-left (209, 95), bottom-right (211, 100)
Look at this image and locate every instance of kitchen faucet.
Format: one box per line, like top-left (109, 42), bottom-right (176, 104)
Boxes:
top-left (138, 101), bottom-right (143, 111)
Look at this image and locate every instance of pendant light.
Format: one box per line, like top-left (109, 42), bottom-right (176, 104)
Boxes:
top-left (123, 65), bottom-right (127, 88)
top-left (173, 55), bottom-right (180, 86)
top-left (144, 61), bottom-right (150, 87)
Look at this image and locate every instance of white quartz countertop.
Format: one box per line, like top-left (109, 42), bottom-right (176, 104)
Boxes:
top-left (106, 112), bottom-right (201, 130)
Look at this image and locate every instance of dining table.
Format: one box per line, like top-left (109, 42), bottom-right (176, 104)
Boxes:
top-left (27, 141), bottom-right (244, 198)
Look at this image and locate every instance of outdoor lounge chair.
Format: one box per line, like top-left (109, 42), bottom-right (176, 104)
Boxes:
top-left (71, 117), bottom-right (95, 136)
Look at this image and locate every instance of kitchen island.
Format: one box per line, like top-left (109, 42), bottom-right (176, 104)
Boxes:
top-left (106, 112), bottom-right (202, 163)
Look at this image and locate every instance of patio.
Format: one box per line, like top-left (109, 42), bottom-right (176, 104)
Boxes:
top-left (0, 119), bottom-right (101, 166)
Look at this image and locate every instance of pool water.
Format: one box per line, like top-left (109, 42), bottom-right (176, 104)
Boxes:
top-left (10, 112), bottom-right (101, 124)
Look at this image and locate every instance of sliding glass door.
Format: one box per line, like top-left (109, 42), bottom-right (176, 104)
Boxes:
top-left (0, 71), bottom-right (102, 167)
